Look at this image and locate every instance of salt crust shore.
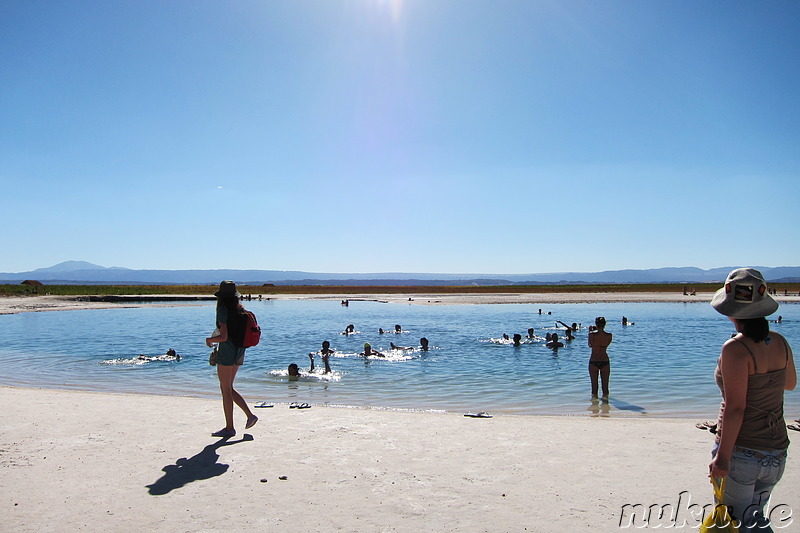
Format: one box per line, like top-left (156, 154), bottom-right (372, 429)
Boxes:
top-left (2, 292), bottom-right (799, 315)
top-left (7, 291), bottom-right (800, 315)
top-left (2, 386), bottom-right (798, 532)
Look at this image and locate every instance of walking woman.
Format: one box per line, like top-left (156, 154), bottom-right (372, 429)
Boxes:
top-left (205, 281), bottom-right (258, 438)
top-left (709, 268), bottom-right (796, 531)
top-left (588, 316), bottom-right (612, 398)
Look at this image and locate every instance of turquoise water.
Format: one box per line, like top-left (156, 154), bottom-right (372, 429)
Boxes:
top-left (0, 299), bottom-right (798, 417)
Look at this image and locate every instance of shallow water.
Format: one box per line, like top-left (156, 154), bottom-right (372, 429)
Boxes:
top-left (0, 299), bottom-right (798, 417)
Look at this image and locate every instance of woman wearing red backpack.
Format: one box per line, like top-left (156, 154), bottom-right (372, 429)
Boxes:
top-left (206, 280), bottom-right (258, 438)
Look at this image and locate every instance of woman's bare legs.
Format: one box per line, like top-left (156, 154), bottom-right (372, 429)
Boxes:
top-left (217, 365), bottom-right (257, 432)
top-left (600, 365), bottom-right (610, 397)
top-left (589, 363), bottom-right (600, 397)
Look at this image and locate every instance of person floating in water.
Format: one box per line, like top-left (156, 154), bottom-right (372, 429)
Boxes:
top-left (394, 324), bottom-right (402, 333)
top-left (343, 324), bottom-right (355, 335)
top-left (361, 343), bottom-right (384, 357)
top-left (588, 316), bottom-right (612, 399)
top-left (513, 334), bottom-right (522, 346)
top-left (420, 337), bottom-right (429, 351)
top-left (308, 340), bottom-right (334, 374)
top-left (526, 328), bottom-right (535, 339)
top-left (288, 363), bottom-right (301, 381)
top-left (390, 342), bottom-right (413, 351)
top-left (137, 348), bottom-right (181, 362)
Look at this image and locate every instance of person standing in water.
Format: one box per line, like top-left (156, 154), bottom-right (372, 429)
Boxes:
top-left (588, 316), bottom-right (612, 399)
top-left (205, 281), bottom-right (258, 438)
top-left (308, 340), bottom-right (334, 374)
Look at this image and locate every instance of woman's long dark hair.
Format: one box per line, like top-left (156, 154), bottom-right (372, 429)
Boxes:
top-left (216, 296), bottom-right (240, 326)
top-left (739, 317), bottom-right (770, 343)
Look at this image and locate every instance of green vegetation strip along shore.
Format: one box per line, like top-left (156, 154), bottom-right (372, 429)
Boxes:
top-left (3, 283), bottom-right (799, 297)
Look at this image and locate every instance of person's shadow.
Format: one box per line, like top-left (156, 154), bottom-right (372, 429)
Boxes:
top-left (146, 434), bottom-right (253, 495)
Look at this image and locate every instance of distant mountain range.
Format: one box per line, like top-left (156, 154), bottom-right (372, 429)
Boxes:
top-left (2, 261), bottom-right (799, 285)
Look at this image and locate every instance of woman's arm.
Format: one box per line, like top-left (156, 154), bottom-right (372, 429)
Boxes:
top-left (205, 323), bottom-right (229, 347)
top-left (783, 336), bottom-right (796, 391)
top-left (709, 341), bottom-right (750, 478)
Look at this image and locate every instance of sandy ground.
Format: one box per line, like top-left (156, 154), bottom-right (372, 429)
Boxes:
top-left (2, 386), bottom-right (798, 532)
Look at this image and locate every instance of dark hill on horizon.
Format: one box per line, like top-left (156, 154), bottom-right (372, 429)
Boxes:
top-left (2, 262), bottom-right (799, 286)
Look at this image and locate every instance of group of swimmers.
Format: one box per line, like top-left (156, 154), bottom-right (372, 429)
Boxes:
top-left (500, 316), bottom-right (616, 399)
top-left (500, 321), bottom-right (580, 348)
top-left (288, 326), bottom-right (431, 379)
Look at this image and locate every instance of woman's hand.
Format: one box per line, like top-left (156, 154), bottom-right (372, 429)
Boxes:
top-left (206, 338), bottom-right (215, 348)
top-left (709, 454), bottom-right (730, 479)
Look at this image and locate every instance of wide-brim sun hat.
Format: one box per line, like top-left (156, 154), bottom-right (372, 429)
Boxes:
top-left (710, 268), bottom-right (778, 319)
top-left (214, 280), bottom-right (240, 298)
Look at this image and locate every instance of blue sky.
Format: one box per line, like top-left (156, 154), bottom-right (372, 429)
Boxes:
top-left (2, 1), bottom-right (798, 275)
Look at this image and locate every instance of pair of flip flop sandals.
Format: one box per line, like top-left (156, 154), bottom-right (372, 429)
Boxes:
top-left (464, 412), bottom-right (492, 418)
top-left (253, 401), bottom-right (311, 409)
top-left (696, 419), bottom-right (800, 433)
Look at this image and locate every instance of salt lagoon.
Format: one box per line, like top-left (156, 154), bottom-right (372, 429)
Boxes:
top-left (1, 298), bottom-right (797, 417)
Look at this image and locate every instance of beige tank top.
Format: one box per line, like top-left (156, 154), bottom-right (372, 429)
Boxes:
top-left (715, 335), bottom-right (790, 452)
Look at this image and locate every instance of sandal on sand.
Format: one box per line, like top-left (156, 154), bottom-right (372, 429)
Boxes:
top-left (246, 415), bottom-right (258, 429)
top-left (787, 423), bottom-right (800, 432)
top-left (290, 402), bottom-right (311, 409)
top-left (464, 412), bottom-right (492, 418)
top-left (212, 428), bottom-right (236, 438)
top-left (695, 420), bottom-right (717, 433)
top-left (255, 402), bottom-right (274, 408)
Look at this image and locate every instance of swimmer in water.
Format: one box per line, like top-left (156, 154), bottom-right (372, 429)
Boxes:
top-left (138, 349), bottom-right (181, 362)
top-left (513, 334), bottom-right (522, 346)
top-left (361, 342), bottom-right (385, 357)
top-left (420, 337), bottom-right (429, 351)
top-left (390, 342), bottom-right (413, 351)
top-left (546, 333), bottom-right (564, 349)
top-left (394, 324), bottom-right (402, 333)
top-left (588, 316), bottom-right (612, 398)
top-left (288, 363), bottom-right (301, 381)
top-left (526, 328), bottom-right (535, 339)
top-left (308, 340), bottom-right (334, 374)
top-left (342, 324), bottom-right (355, 335)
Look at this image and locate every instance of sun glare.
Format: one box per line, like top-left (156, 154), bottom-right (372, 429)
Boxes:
top-left (380, 0), bottom-right (403, 23)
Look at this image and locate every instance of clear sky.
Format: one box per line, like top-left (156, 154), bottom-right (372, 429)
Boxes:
top-left (2, 1), bottom-right (798, 275)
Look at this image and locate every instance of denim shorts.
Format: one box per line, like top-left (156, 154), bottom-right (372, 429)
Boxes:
top-left (712, 444), bottom-right (788, 532)
top-left (217, 341), bottom-right (245, 366)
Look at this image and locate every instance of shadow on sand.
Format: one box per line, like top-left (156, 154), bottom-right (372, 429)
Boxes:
top-left (146, 434), bottom-right (253, 495)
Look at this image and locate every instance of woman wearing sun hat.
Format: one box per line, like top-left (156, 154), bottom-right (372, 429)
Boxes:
top-left (205, 281), bottom-right (258, 438)
top-left (709, 268), bottom-right (796, 531)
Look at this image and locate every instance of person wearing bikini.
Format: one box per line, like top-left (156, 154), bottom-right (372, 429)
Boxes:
top-left (588, 316), bottom-right (612, 398)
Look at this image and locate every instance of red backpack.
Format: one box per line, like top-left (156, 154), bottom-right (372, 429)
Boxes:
top-left (240, 310), bottom-right (261, 348)
top-left (229, 308), bottom-right (262, 348)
